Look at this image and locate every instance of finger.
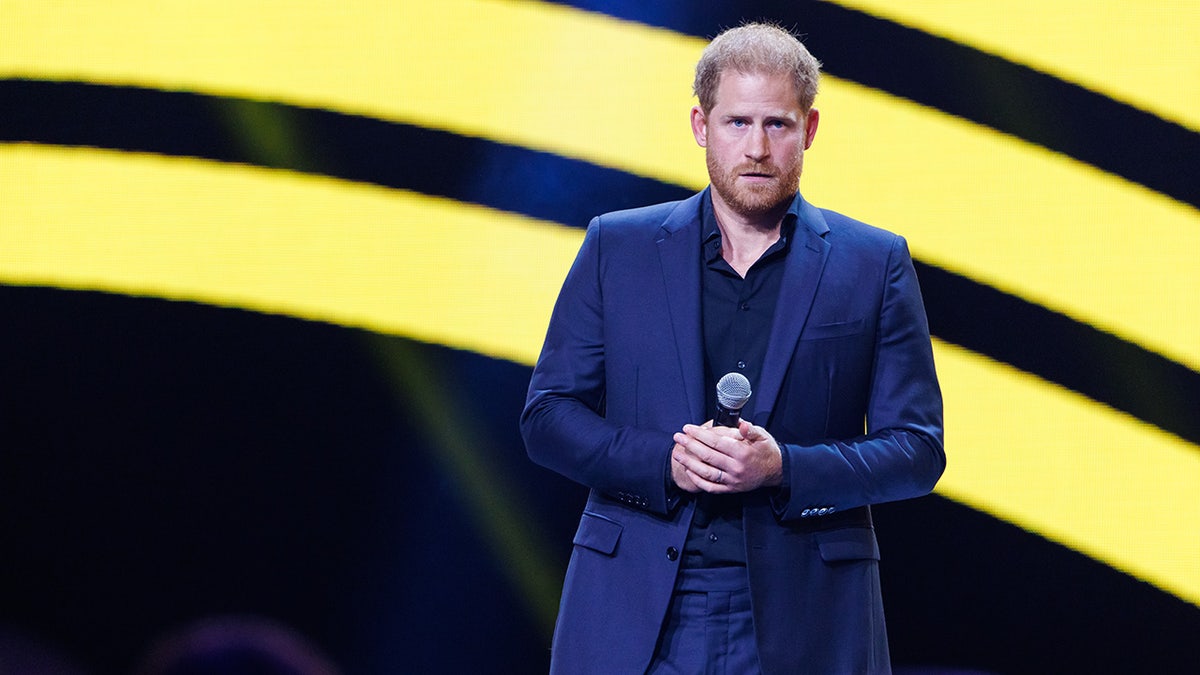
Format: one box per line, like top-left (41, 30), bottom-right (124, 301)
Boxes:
top-left (682, 423), bottom-right (732, 439)
top-left (671, 457), bottom-right (702, 493)
top-left (672, 434), bottom-right (702, 461)
top-left (686, 467), bottom-right (731, 494)
top-left (673, 442), bottom-right (730, 483)
top-left (675, 436), bottom-right (734, 478)
top-left (673, 446), bottom-right (719, 480)
top-left (674, 431), bottom-right (718, 462)
top-left (680, 424), bottom-right (740, 451)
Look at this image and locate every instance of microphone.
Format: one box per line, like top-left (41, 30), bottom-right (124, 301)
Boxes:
top-left (714, 372), bottom-right (752, 428)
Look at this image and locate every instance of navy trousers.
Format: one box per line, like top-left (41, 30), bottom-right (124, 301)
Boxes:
top-left (646, 567), bottom-right (763, 675)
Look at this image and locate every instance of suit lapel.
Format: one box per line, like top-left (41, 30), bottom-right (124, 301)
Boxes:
top-left (657, 192), bottom-right (707, 424)
top-left (751, 197), bottom-right (830, 425)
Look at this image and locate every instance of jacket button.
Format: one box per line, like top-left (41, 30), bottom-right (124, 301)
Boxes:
top-left (666, 547), bottom-right (679, 561)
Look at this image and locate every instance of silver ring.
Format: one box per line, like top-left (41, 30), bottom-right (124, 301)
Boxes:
top-left (716, 470), bottom-right (723, 484)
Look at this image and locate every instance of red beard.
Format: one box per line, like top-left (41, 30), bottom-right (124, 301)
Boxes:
top-left (707, 154), bottom-right (803, 220)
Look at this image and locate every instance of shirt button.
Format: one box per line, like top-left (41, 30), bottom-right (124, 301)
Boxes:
top-left (736, 360), bottom-right (746, 369)
top-left (740, 302), bottom-right (750, 311)
top-left (666, 547), bottom-right (679, 561)
top-left (708, 533), bottom-right (718, 542)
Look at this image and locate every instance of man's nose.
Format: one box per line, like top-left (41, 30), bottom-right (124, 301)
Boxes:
top-left (746, 125), bottom-right (770, 160)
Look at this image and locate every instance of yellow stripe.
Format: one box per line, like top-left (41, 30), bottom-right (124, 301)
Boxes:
top-left (0, 143), bottom-right (581, 366)
top-left (3, 0), bottom-right (1196, 371)
top-left (934, 337), bottom-right (1200, 608)
top-left (0, 0), bottom-right (706, 189)
top-left (826, 0), bottom-right (1200, 133)
top-left (2, 143), bottom-right (1197, 608)
top-left (804, 79), bottom-right (1200, 374)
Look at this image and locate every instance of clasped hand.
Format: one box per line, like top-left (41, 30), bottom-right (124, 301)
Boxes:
top-left (672, 419), bottom-right (783, 494)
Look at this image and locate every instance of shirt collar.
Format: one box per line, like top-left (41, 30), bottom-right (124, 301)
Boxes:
top-left (702, 191), bottom-right (801, 253)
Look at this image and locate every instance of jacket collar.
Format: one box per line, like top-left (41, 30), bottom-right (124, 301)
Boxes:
top-left (753, 195), bottom-right (831, 425)
top-left (655, 188), bottom-right (832, 427)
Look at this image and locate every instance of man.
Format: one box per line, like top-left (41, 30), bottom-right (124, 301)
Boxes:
top-left (521, 22), bottom-right (944, 675)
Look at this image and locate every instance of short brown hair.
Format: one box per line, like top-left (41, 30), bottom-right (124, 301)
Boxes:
top-left (693, 23), bottom-right (822, 113)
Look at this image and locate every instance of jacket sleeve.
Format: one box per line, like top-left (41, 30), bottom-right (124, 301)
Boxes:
top-left (774, 234), bottom-right (946, 521)
top-left (520, 218), bottom-right (679, 516)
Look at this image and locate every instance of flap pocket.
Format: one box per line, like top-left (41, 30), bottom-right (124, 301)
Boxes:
top-left (816, 527), bottom-right (880, 562)
top-left (573, 511), bottom-right (624, 556)
top-left (801, 318), bottom-right (865, 341)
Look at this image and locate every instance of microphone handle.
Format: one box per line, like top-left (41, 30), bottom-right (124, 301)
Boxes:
top-left (714, 404), bottom-right (742, 428)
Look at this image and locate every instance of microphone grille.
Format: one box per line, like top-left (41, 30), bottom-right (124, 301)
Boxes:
top-left (716, 372), bottom-right (752, 410)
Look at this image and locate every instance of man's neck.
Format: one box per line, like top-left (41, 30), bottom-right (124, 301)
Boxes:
top-left (712, 196), bottom-right (790, 278)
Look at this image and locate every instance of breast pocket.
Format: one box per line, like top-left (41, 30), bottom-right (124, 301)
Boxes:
top-left (800, 318), bottom-right (865, 341)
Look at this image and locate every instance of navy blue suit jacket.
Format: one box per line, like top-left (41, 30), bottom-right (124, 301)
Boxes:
top-left (521, 189), bottom-right (945, 674)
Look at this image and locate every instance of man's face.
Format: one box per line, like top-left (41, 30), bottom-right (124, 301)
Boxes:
top-left (691, 70), bottom-right (819, 222)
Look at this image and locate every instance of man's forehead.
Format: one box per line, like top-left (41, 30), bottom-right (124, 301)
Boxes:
top-left (711, 70), bottom-right (803, 112)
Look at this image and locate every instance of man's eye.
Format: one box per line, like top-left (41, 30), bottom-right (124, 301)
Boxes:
top-left (731, 119), bottom-right (746, 127)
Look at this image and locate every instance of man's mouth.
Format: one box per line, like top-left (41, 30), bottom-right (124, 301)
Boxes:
top-left (739, 166), bottom-right (775, 179)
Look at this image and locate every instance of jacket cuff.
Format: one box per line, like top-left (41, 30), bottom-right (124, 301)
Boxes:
top-left (770, 444), bottom-right (792, 515)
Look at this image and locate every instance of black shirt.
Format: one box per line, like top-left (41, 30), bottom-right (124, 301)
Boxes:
top-left (682, 193), bottom-right (797, 568)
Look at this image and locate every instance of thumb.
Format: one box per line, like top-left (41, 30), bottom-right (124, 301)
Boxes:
top-left (740, 419), bottom-right (775, 445)
top-left (738, 418), bottom-right (759, 439)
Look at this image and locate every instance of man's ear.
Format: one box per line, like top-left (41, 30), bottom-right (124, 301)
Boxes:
top-left (691, 106), bottom-right (708, 148)
top-left (804, 108), bottom-right (820, 150)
